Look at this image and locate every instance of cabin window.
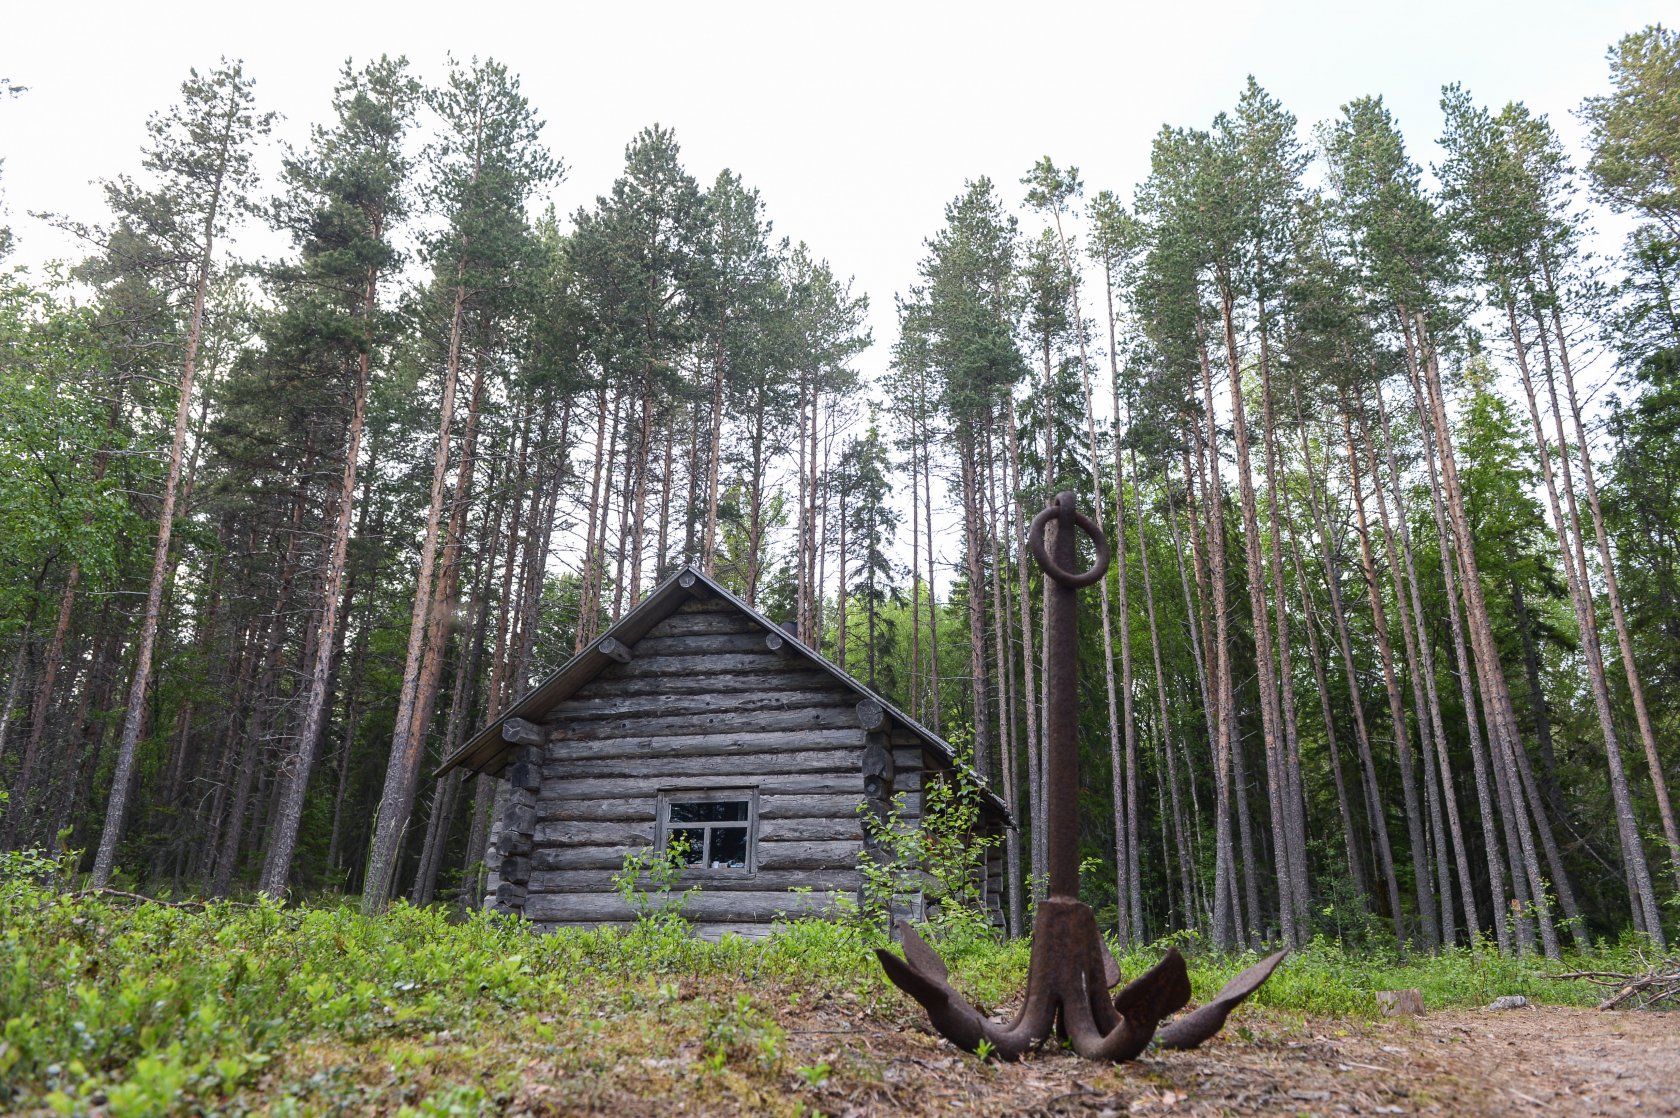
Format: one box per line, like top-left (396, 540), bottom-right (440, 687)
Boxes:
top-left (658, 788), bottom-right (757, 872)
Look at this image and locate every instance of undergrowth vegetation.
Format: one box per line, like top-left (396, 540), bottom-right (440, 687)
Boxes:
top-left (0, 851), bottom-right (1648, 1116)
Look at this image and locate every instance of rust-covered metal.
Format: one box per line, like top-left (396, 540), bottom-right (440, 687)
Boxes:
top-left (876, 491), bottom-right (1287, 1062)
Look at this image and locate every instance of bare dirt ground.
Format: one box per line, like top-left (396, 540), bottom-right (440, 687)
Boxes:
top-left (750, 1005), bottom-right (1680, 1117)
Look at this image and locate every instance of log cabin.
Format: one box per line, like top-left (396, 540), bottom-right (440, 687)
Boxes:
top-left (437, 564), bottom-right (1011, 939)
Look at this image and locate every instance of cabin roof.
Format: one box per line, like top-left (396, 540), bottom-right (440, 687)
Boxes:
top-left (437, 563), bottom-right (1011, 824)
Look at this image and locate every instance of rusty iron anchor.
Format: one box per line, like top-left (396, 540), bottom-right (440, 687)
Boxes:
top-left (877, 491), bottom-right (1287, 1061)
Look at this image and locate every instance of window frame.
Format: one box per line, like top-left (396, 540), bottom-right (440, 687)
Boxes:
top-left (656, 787), bottom-right (760, 876)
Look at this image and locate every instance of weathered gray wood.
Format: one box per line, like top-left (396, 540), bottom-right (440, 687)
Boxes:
top-left (549, 689), bottom-right (853, 725)
top-left (528, 868), bottom-right (858, 893)
top-left (892, 746), bottom-right (922, 772)
top-left (501, 717), bottom-right (547, 747)
top-left (534, 820), bottom-right (654, 848)
top-left (536, 798), bottom-right (659, 824)
top-left (631, 632), bottom-right (783, 657)
top-left (598, 636), bottom-right (633, 664)
top-left (672, 595), bottom-right (734, 613)
top-left (523, 889), bottom-right (852, 923)
top-left (641, 612), bottom-right (759, 638)
top-left (576, 669), bottom-right (835, 699)
top-left (758, 817), bottom-right (862, 843)
top-left (676, 570), bottom-right (711, 596)
top-left (532, 845), bottom-right (647, 871)
top-left (554, 705), bottom-right (859, 744)
top-left (754, 839), bottom-right (858, 870)
top-left (541, 746), bottom-right (863, 779)
top-left (540, 774), bottom-right (865, 800)
top-left (608, 651), bottom-right (799, 676)
top-left (856, 698), bottom-right (888, 732)
top-left (764, 631), bottom-right (792, 656)
top-left (757, 793), bottom-right (872, 820)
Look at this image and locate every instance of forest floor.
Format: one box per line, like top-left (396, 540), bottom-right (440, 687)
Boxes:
top-left (6, 870), bottom-right (1677, 1117)
top-left (739, 1002), bottom-right (1680, 1118)
top-left (247, 977), bottom-right (1680, 1118)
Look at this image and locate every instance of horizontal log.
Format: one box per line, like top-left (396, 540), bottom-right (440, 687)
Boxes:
top-left (856, 698), bottom-right (888, 732)
top-left (758, 817), bottom-right (862, 843)
top-left (757, 793), bottom-right (871, 820)
top-left (534, 821), bottom-right (653, 848)
top-left (532, 845), bottom-right (646, 871)
top-left (608, 651), bottom-right (794, 677)
top-left (642, 611), bottom-right (762, 638)
top-left (550, 689), bottom-right (853, 725)
top-left (673, 595), bottom-right (734, 613)
top-left (523, 889), bottom-right (852, 924)
top-left (527, 867), bottom-right (858, 894)
top-left (576, 669), bottom-right (835, 699)
top-left (553, 706), bottom-right (859, 744)
top-left (539, 774), bottom-right (864, 800)
top-left (754, 839), bottom-right (859, 871)
top-left (537, 798), bottom-right (659, 824)
top-left (541, 747), bottom-right (862, 780)
top-left (502, 718), bottom-right (547, 747)
top-left (632, 632), bottom-right (782, 657)
top-left (893, 746), bottom-right (923, 771)
top-left (598, 636), bottom-right (633, 663)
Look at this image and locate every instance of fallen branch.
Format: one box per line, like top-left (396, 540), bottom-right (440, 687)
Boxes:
top-left (1558, 954), bottom-right (1680, 1010)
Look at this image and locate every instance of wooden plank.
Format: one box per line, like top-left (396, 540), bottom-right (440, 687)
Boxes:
top-left (577, 669), bottom-right (835, 699)
top-left (523, 889), bottom-right (853, 924)
top-left (631, 632), bottom-right (783, 657)
top-left (607, 651), bottom-right (797, 677)
top-left (527, 868), bottom-right (858, 893)
top-left (534, 821), bottom-right (654, 848)
top-left (641, 612), bottom-right (761, 638)
top-left (758, 817), bottom-right (863, 843)
top-left (674, 595), bottom-right (735, 613)
top-left (540, 747), bottom-right (862, 780)
top-left (757, 793), bottom-right (868, 820)
top-left (539, 774), bottom-right (862, 800)
top-left (554, 705), bottom-right (859, 744)
top-left (549, 689), bottom-right (853, 725)
top-left (536, 798), bottom-right (658, 824)
top-left (532, 845), bottom-right (645, 871)
top-left (754, 839), bottom-right (859, 870)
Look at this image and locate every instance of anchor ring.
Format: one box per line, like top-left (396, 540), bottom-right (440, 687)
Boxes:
top-left (1028, 498), bottom-right (1111, 589)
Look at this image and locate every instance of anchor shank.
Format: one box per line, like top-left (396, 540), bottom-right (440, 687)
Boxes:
top-left (1046, 491), bottom-right (1082, 901)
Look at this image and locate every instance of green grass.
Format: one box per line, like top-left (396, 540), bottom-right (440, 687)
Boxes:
top-left (0, 850), bottom-right (1646, 1116)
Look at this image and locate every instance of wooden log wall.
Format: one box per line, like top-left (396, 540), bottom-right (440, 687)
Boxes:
top-left (512, 596), bottom-right (929, 935)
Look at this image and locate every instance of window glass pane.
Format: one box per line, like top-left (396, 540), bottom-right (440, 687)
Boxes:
top-left (708, 826), bottom-right (748, 868)
top-left (668, 828), bottom-right (704, 864)
top-left (669, 800), bottom-right (749, 823)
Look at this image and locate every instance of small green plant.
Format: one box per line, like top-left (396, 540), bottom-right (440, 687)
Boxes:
top-left (612, 834), bottom-right (697, 928)
top-left (793, 1061), bottom-right (831, 1088)
top-left (857, 724), bottom-right (1000, 947)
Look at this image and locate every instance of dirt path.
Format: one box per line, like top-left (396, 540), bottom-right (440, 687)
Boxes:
top-left (775, 1005), bottom-right (1680, 1117)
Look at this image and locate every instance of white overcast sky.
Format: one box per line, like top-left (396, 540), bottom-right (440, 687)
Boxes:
top-left (1, 0), bottom-right (1668, 396)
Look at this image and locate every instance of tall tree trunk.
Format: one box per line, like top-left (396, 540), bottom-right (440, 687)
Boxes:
top-left (261, 255), bottom-right (383, 896)
top-left (91, 131), bottom-right (233, 887)
top-left (1539, 252), bottom-right (1680, 900)
top-left (1507, 297), bottom-right (1648, 943)
top-left (363, 273), bottom-right (469, 913)
top-left (1342, 399), bottom-right (1437, 949)
top-left (1410, 308), bottom-right (1556, 956)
